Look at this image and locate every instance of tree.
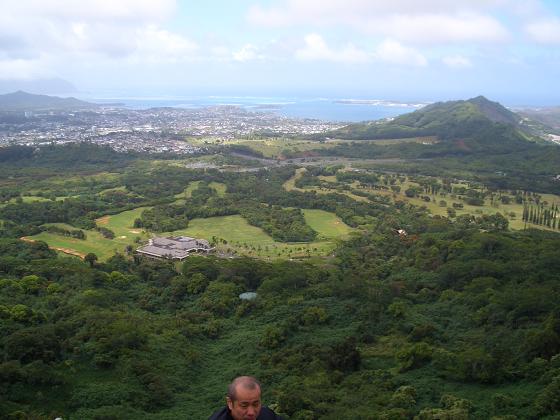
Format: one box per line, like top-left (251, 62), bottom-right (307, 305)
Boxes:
top-left (186, 272), bottom-right (209, 294)
top-left (84, 253), bottom-right (98, 268)
top-left (405, 188), bottom-right (418, 198)
top-left (327, 338), bottom-right (361, 372)
top-left (535, 375), bottom-right (560, 416)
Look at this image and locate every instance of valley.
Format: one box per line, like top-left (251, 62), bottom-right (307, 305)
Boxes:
top-left (1, 94), bottom-right (559, 420)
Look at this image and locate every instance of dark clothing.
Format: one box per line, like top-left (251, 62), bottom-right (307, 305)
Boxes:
top-left (208, 406), bottom-right (283, 420)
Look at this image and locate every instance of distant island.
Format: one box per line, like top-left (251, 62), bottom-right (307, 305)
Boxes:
top-left (333, 99), bottom-right (430, 108)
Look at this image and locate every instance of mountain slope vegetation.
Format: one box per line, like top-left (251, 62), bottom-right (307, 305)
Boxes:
top-left (302, 96), bottom-right (560, 194)
top-left (327, 96), bottom-right (529, 142)
top-left (0, 90), bottom-right (96, 110)
top-left (1, 209), bottom-right (559, 419)
top-left (0, 108), bottom-right (560, 419)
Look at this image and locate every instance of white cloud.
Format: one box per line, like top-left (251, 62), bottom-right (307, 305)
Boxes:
top-left (233, 44), bottom-right (263, 62)
top-left (366, 14), bottom-right (509, 45)
top-left (295, 34), bottom-right (370, 63)
top-left (525, 18), bottom-right (560, 44)
top-left (294, 35), bottom-right (426, 67)
top-left (508, 0), bottom-right (547, 18)
top-left (248, 0), bottom-right (511, 45)
top-left (0, 0), bottom-right (200, 79)
top-left (0, 57), bottom-right (54, 80)
top-left (210, 46), bottom-right (231, 60)
top-left (0, 1), bottom-right (181, 59)
top-left (442, 54), bottom-right (473, 68)
top-left (373, 39), bottom-right (427, 67)
top-left (135, 26), bottom-right (198, 62)
top-left (248, 0), bottom-right (509, 25)
top-left (6, 0), bottom-right (176, 23)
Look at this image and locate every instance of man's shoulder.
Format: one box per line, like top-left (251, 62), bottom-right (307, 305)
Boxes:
top-left (208, 406), bottom-right (232, 420)
top-left (208, 406), bottom-right (284, 420)
top-left (259, 406), bottom-right (284, 420)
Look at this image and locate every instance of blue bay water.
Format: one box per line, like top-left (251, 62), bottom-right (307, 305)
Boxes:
top-left (89, 96), bottom-right (423, 122)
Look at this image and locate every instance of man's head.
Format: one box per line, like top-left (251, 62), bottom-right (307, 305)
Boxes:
top-left (226, 376), bottom-right (262, 420)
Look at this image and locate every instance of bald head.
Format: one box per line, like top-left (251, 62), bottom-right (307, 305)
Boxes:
top-left (227, 376), bottom-right (261, 401)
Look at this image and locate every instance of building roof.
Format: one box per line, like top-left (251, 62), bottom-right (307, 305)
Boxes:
top-left (136, 236), bottom-right (211, 260)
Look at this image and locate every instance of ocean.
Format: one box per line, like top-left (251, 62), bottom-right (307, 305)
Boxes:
top-left (88, 96), bottom-right (427, 123)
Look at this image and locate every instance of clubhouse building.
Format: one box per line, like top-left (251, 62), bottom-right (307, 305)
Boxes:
top-left (136, 236), bottom-right (212, 261)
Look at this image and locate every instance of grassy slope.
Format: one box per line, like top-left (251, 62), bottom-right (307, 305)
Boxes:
top-left (283, 168), bottom-right (369, 202)
top-left (24, 208), bottom-right (151, 261)
top-left (34, 164), bottom-right (551, 259)
top-left (302, 209), bottom-right (354, 239)
top-left (174, 181), bottom-right (226, 203)
top-left (25, 205), bottom-right (354, 261)
top-left (167, 214), bottom-right (349, 258)
top-left (359, 178), bottom-right (560, 231)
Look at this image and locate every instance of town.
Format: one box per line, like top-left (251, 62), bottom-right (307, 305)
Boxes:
top-left (0, 104), bottom-right (343, 154)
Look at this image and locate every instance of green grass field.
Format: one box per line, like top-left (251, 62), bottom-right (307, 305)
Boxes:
top-left (282, 167), bottom-right (306, 191)
top-left (282, 169), bottom-right (559, 233)
top-left (96, 207), bottom-right (151, 239)
top-left (329, 136), bottom-right (438, 145)
top-left (174, 180), bottom-right (201, 200)
top-left (283, 168), bottom-right (370, 202)
top-left (26, 230), bottom-right (122, 259)
top-left (186, 137), bottom-right (337, 159)
top-left (24, 208), bottom-right (151, 261)
top-left (303, 209), bottom-right (354, 239)
top-left (25, 204), bottom-right (354, 260)
top-left (227, 137), bottom-right (437, 159)
top-left (167, 212), bottom-right (353, 258)
top-left (174, 181), bottom-right (226, 202)
top-left (237, 139), bottom-right (337, 158)
top-left (188, 136), bottom-right (436, 159)
top-left (356, 177), bottom-right (560, 231)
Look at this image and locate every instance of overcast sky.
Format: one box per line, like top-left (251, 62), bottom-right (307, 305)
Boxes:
top-left (1, 0), bottom-right (560, 104)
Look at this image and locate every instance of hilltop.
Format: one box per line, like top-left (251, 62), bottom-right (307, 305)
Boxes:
top-left (308, 95), bottom-right (560, 161)
top-left (0, 90), bottom-right (96, 111)
top-left (326, 95), bottom-right (542, 143)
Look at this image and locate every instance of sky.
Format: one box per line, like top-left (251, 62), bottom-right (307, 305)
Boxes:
top-left (1, 0), bottom-right (560, 104)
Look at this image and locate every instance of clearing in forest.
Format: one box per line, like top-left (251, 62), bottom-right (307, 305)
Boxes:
top-left (23, 209), bottom-right (151, 261)
top-left (168, 212), bottom-right (354, 258)
top-left (302, 209), bottom-right (354, 239)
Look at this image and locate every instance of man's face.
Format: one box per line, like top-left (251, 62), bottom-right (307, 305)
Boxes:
top-left (227, 385), bottom-right (262, 420)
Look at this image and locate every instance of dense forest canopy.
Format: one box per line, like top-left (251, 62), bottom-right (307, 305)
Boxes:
top-left (0, 124), bottom-right (559, 419)
top-left (1, 210), bottom-right (560, 419)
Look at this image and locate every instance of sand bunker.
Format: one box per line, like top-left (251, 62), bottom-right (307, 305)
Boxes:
top-left (53, 247), bottom-right (87, 258)
top-left (96, 216), bottom-right (110, 225)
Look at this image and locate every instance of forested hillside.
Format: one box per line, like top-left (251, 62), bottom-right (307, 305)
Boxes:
top-left (1, 144), bottom-right (560, 419)
top-left (1, 212), bottom-right (560, 419)
top-left (294, 97), bottom-right (560, 195)
top-left (325, 96), bottom-right (530, 142)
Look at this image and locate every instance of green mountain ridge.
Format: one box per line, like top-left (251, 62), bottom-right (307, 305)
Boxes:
top-left (0, 90), bottom-right (96, 111)
top-left (326, 95), bottom-right (539, 144)
top-left (304, 96), bottom-right (560, 194)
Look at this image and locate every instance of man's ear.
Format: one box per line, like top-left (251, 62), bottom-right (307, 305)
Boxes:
top-left (226, 397), bottom-right (234, 410)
